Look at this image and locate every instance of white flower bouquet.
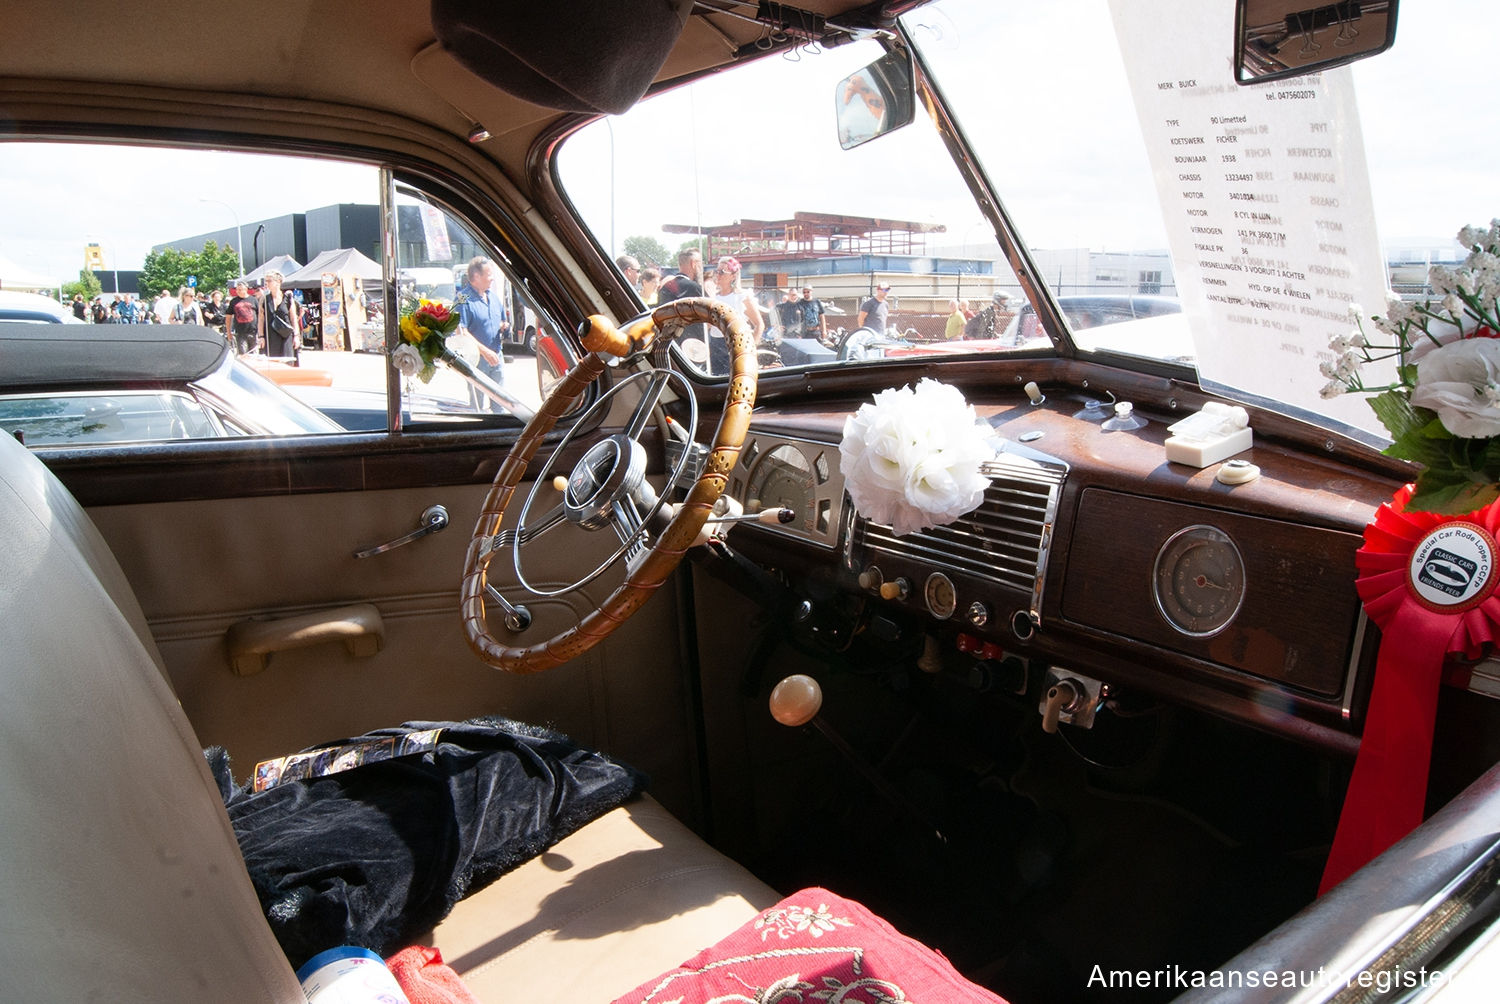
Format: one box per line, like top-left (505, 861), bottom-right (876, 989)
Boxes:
top-left (839, 378), bottom-right (995, 535)
top-left (1322, 221), bottom-right (1500, 514)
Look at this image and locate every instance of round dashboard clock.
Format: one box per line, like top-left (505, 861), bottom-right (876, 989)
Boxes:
top-left (1152, 525), bottom-right (1246, 637)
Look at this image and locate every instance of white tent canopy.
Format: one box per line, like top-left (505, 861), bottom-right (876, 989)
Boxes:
top-left (282, 248), bottom-right (383, 290)
top-left (241, 254), bottom-right (302, 285)
top-left (0, 255), bottom-right (59, 292)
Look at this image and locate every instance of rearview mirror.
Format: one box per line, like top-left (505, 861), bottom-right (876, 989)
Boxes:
top-left (835, 49), bottom-right (915, 150)
top-left (1235, 0), bottom-right (1398, 84)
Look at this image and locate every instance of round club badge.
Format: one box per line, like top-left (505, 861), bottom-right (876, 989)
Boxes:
top-left (1406, 521), bottom-right (1499, 612)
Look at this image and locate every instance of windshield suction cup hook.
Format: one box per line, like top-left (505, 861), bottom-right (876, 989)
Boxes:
top-left (1073, 390), bottom-right (1116, 422)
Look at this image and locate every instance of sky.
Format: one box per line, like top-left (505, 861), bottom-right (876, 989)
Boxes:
top-left (0, 145), bottom-right (375, 283)
top-left (555, 0), bottom-right (1499, 264)
top-left (2, 0), bottom-right (1496, 284)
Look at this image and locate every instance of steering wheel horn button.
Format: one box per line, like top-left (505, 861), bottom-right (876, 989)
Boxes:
top-left (564, 435), bottom-right (646, 531)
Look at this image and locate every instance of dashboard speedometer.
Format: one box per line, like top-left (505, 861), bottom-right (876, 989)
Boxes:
top-left (745, 444), bottom-right (817, 535)
top-left (730, 433), bottom-right (844, 547)
top-left (1152, 525), bottom-right (1245, 637)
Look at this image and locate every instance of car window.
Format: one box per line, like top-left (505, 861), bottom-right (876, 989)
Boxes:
top-left (0, 143), bottom-right (554, 446)
top-left (0, 391), bottom-right (222, 447)
top-left (391, 185), bottom-right (562, 423)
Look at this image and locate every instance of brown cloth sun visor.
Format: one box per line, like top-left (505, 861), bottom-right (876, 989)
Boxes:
top-left (431, 0), bottom-right (693, 115)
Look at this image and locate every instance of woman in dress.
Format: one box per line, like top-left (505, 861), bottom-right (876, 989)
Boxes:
top-left (258, 270), bottom-right (301, 359)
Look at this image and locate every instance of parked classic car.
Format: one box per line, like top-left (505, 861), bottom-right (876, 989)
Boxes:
top-left (0, 324), bottom-right (343, 445)
top-left (0, 288), bottom-right (84, 323)
top-left (5, 1), bottom-right (1500, 1003)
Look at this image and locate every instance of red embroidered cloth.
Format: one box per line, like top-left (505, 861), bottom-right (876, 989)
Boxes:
top-left (612, 887), bottom-right (1009, 1003)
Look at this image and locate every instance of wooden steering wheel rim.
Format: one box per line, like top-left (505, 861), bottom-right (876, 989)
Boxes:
top-left (461, 298), bottom-right (757, 673)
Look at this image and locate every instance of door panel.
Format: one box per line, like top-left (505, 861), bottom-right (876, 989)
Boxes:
top-left (85, 479), bottom-right (702, 818)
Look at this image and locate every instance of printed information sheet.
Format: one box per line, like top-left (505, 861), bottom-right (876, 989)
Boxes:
top-left (1108, 0), bottom-right (1393, 437)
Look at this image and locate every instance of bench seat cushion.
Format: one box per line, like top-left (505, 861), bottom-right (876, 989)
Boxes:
top-left (430, 795), bottom-right (780, 1002)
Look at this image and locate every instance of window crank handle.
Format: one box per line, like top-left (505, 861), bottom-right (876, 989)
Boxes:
top-left (353, 505), bottom-right (449, 558)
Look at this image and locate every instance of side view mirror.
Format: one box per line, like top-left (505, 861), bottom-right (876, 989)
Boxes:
top-left (835, 48), bottom-right (916, 150)
top-left (1235, 0), bottom-right (1398, 84)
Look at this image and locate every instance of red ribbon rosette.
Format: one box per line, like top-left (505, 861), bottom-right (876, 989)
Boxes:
top-left (1320, 485), bottom-right (1500, 894)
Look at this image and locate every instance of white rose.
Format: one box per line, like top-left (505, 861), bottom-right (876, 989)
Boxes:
top-left (840, 378), bottom-right (995, 536)
top-left (392, 343), bottom-right (423, 378)
top-left (1410, 338), bottom-right (1500, 437)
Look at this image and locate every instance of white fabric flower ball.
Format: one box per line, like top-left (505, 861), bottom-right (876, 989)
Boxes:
top-left (392, 343), bottom-right (424, 379)
top-left (840, 378), bottom-right (995, 536)
top-left (1410, 338), bottom-right (1500, 437)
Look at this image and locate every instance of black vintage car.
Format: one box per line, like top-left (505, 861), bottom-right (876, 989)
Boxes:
top-left (3, 1), bottom-right (1499, 1002)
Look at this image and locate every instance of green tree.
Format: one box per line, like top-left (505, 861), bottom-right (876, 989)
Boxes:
top-left (196, 240), bottom-right (242, 294)
top-left (138, 241), bottom-right (242, 299)
top-left (61, 268), bottom-right (102, 302)
top-left (622, 235), bottom-right (671, 269)
top-left (677, 236), bottom-right (706, 258)
top-left (138, 246), bottom-right (195, 298)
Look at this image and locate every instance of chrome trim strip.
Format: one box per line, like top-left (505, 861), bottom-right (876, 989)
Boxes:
top-left (1342, 610), bottom-right (1369, 721)
top-left (850, 445), bottom-right (1069, 611)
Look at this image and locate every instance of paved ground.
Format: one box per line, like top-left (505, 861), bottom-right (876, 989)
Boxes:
top-left (291, 348), bottom-right (544, 416)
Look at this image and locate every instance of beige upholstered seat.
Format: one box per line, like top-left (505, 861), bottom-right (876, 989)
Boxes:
top-left (0, 432), bottom-right (775, 1002)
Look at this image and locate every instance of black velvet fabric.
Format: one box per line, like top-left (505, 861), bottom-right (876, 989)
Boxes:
top-left (214, 718), bottom-right (646, 970)
top-left (430, 0), bottom-right (692, 115)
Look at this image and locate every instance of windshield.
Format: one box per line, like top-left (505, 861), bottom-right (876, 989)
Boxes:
top-left (556, 0), bottom-right (1498, 441)
top-left (557, 30), bottom-right (1031, 375)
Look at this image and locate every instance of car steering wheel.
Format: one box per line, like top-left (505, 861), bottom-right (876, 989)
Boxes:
top-left (461, 297), bottom-right (757, 673)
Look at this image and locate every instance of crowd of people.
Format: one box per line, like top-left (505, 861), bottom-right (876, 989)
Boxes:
top-left (616, 250), bottom-right (838, 348)
top-left (614, 251), bottom-right (1018, 359)
top-left (68, 274), bottom-right (321, 359)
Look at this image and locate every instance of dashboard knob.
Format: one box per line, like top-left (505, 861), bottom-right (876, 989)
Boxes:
top-left (857, 566), bottom-right (883, 592)
top-left (769, 674), bottom-right (823, 727)
top-left (879, 577), bottom-right (910, 601)
top-left (966, 601), bottom-right (990, 628)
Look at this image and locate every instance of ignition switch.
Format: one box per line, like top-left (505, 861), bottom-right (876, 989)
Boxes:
top-left (1039, 669), bottom-right (1104, 732)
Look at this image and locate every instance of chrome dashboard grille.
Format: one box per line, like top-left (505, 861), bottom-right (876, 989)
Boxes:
top-left (854, 451), bottom-right (1067, 597)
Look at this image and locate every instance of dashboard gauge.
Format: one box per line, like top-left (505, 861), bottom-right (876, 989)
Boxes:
top-left (925, 572), bottom-right (957, 620)
top-left (744, 444), bottom-right (817, 535)
top-left (1152, 525), bottom-right (1245, 637)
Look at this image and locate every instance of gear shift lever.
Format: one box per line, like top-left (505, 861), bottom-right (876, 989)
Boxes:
top-left (769, 674), bottom-right (945, 843)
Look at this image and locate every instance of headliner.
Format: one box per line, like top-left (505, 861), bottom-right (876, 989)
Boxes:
top-left (0, 2), bottom-right (912, 176)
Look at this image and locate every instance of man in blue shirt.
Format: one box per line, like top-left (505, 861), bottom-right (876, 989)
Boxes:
top-left (456, 256), bottom-right (509, 410)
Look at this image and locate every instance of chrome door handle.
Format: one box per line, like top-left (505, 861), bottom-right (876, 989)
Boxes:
top-left (354, 504), bottom-right (449, 558)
